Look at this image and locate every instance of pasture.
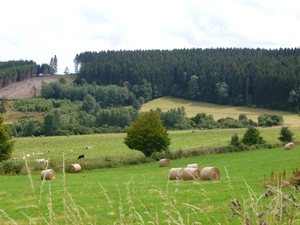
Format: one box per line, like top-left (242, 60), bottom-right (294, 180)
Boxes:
top-left (1, 146), bottom-right (300, 224)
top-left (1, 97), bottom-right (300, 224)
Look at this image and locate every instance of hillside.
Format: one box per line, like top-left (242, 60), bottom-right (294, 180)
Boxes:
top-left (0, 74), bottom-right (76, 99)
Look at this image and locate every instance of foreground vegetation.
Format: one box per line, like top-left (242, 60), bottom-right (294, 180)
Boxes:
top-left (1, 97), bottom-right (300, 224)
top-left (1, 144), bottom-right (300, 224)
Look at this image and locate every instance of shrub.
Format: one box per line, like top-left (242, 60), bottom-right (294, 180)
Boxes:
top-left (242, 127), bottom-right (265, 146)
top-left (2, 161), bottom-right (14, 174)
top-left (258, 113), bottom-right (283, 126)
top-left (278, 126), bottom-right (294, 143)
top-left (230, 133), bottom-right (241, 147)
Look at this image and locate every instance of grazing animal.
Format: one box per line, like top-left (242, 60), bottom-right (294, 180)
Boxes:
top-left (36, 158), bottom-right (46, 163)
top-left (78, 154), bottom-right (85, 160)
top-left (86, 146), bottom-right (91, 150)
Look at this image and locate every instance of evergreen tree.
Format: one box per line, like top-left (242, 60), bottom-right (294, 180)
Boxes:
top-left (124, 110), bottom-right (170, 157)
top-left (54, 55), bottom-right (58, 74)
top-left (49, 57), bottom-right (55, 75)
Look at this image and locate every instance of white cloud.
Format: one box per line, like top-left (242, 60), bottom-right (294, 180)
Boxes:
top-left (1, 0), bottom-right (300, 73)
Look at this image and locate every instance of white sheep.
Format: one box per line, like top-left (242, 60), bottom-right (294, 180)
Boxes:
top-left (36, 158), bottom-right (45, 163)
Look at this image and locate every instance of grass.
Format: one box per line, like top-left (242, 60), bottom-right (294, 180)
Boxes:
top-left (1, 96), bottom-right (300, 224)
top-left (141, 96), bottom-right (299, 127)
top-left (1, 146), bottom-right (300, 224)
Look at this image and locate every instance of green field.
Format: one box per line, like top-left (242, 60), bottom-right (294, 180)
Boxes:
top-left (1, 97), bottom-right (300, 224)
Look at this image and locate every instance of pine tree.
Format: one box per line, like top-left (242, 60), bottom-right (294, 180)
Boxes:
top-left (50, 57), bottom-right (55, 75)
top-left (53, 55), bottom-right (58, 74)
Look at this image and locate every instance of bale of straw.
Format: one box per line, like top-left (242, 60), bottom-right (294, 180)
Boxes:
top-left (69, 163), bottom-right (82, 173)
top-left (169, 168), bottom-right (184, 180)
top-left (200, 167), bottom-right (221, 180)
top-left (40, 169), bottom-right (56, 180)
top-left (284, 142), bottom-right (294, 150)
top-left (181, 167), bottom-right (201, 180)
top-left (159, 158), bottom-right (170, 167)
top-left (187, 163), bottom-right (200, 170)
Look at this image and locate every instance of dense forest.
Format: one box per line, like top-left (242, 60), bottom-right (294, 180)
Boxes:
top-left (0, 60), bottom-right (53, 88)
top-left (74, 48), bottom-right (300, 111)
top-left (2, 47), bottom-right (300, 137)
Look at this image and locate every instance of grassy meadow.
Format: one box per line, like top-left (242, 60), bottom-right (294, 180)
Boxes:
top-left (1, 97), bottom-right (300, 224)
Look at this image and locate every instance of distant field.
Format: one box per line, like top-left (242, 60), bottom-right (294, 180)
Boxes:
top-left (141, 96), bottom-right (300, 127)
top-left (2, 97), bottom-right (300, 224)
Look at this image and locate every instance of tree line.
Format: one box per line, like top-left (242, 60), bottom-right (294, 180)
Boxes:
top-left (0, 60), bottom-right (54, 88)
top-left (7, 78), bottom-right (283, 137)
top-left (74, 48), bottom-right (300, 112)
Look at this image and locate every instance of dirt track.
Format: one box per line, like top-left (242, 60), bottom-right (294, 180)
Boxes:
top-left (0, 75), bottom-right (75, 99)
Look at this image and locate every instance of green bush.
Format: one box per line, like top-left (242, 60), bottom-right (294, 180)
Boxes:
top-left (230, 133), bottom-right (241, 147)
top-left (258, 113), bottom-right (283, 126)
top-left (278, 126), bottom-right (294, 143)
top-left (2, 161), bottom-right (14, 175)
top-left (242, 127), bottom-right (265, 146)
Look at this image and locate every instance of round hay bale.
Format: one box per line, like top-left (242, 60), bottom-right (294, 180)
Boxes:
top-left (40, 169), bottom-right (56, 180)
top-left (159, 158), bottom-right (170, 167)
top-left (169, 168), bottom-right (184, 180)
top-left (187, 163), bottom-right (200, 170)
top-left (200, 167), bottom-right (221, 180)
top-left (284, 142), bottom-right (294, 150)
top-left (69, 163), bottom-right (81, 173)
top-left (181, 167), bottom-right (201, 180)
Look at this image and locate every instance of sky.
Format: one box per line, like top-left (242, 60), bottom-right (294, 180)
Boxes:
top-left (1, 0), bottom-right (300, 74)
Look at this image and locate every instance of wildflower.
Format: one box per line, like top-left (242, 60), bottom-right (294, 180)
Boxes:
top-left (258, 210), bottom-right (266, 218)
top-left (245, 218), bottom-right (250, 225)
top-left (231, 213), bottom-right (235, 218)
top-left (262, 193), bottom-right (269, 198)
top-left (260, 220), bottom-right (267, 225)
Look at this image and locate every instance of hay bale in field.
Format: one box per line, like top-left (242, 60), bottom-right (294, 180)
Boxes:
top-left (169, 168), bottom-right (184, 180)
top-left (40, 169), bottom-right (56, 180)
top-left (187, 163), bottom-right (200, 170)
top-left (69, 163), bottom-right (81, 173)
top-left (159, 158), bottom-right (170, 167)
top-left (200, 167), bottom-right (221, 180)
top-left (181, 167), bottom-right (201, 180)
top-left (284, 142), bottom-right (295, 150)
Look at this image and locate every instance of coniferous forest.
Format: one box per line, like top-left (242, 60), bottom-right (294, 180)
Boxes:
top-left (2, 47), bottom-right (300, 137)
top-left (74, 47), bottom-right (300, 111)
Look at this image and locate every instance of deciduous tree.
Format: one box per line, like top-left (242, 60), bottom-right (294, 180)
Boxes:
top-left (124, 110), bottom-right (170, 157)
top-left (0, 116), bottom-right (14, 162)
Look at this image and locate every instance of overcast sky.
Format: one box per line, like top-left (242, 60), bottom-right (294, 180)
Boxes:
top-left (1, 0), bottom-right (299, 74)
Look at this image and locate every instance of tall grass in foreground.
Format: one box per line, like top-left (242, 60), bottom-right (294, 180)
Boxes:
top-left (2, 159), bottom-right (300, 224)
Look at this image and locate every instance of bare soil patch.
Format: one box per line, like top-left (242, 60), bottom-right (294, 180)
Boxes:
top-left (0, 75), bottom-right (76, 100)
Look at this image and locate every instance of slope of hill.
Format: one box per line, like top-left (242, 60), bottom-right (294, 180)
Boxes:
top-left (0, 75), bottom-right (76, 99)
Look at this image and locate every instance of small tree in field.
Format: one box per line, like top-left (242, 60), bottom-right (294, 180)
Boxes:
top-left (278, 126), bottom-right (294, 143)
top-left (124, 110), bottom-right (170, 157)
top-left (242, 126), bottom-right (265, 146)
top-left (0, 116), bottom-right (14, 162)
